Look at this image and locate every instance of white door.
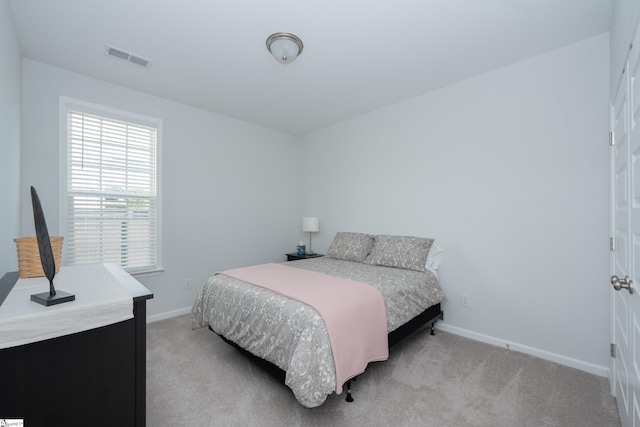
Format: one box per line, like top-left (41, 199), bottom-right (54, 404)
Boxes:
top-left (612, 55), bottom-right (631, 426)
top-left (612, 25), bottom-right (640, 427)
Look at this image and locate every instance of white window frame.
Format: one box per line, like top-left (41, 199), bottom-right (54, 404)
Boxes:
top-left (59, 96), bottom-right (163, 276)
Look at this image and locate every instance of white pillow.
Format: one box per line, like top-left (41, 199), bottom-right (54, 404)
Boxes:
top-left (426, 242), bottom-right (444, 270)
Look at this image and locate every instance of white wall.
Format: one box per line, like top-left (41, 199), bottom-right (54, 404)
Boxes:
top-left (20, 59), bottom-right (299, 317)
top-left (298, 34), bottom-right (610, 372)
top-left (0, 2), bottom-right (21, 276)
top-left (610, 0), bottom-right (640, 92)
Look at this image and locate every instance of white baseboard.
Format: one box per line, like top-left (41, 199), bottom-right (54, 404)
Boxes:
top-left (436, 322), bottom-right (609, 378)
top-left (147, 306), bottom-right (192, 323)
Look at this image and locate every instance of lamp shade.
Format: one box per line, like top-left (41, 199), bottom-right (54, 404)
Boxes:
top-left (302, 217), bottom-right (319, 233)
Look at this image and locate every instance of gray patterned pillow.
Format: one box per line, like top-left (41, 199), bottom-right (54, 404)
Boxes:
top-left (326, 232), bottom-right (375, 262)
top-left (363, 235), bottom-right (434, 272)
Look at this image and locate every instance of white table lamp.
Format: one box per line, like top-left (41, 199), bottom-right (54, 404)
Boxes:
top-left (302, 217), bottom-right (320, 255)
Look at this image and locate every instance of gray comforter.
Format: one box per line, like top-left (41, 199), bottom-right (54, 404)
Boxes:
top-left (191, 257), bottom-right (446, 407)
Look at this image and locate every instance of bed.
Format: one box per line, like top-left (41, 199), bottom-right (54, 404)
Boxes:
top-left (191, 233), bottom-right (447, 408)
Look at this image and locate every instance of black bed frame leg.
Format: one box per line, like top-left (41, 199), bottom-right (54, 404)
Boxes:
top-left (430, 321), bottom-right (436, 335)
top-left (345, 380), bottom-right (354, 402)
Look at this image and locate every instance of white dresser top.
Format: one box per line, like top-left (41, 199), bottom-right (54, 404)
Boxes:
top-left (0, 263), bottom-right (134, 349)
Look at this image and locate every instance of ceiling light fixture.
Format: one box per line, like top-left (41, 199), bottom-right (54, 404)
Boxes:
top-left (266, 32), bottom-right (303, 64)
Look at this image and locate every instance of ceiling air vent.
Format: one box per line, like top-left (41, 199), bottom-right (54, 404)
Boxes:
top-left (105, 45), bottom-right (152, 69)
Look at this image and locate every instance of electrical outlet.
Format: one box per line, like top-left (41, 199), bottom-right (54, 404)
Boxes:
top-left (184, 278), bottom-right (192, 290)
top-left (460, 293), bottom-right (470, 307)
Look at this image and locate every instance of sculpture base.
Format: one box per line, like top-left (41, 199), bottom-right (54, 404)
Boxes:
top-left (31, 290), bottom-right (75, 306)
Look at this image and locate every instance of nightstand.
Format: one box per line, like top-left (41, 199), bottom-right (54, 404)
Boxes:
top-left (286, 253), bottom-right (324, 261)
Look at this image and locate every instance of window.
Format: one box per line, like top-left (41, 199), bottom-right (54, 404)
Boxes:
top-left (60, 98), bottom-right (162, 274)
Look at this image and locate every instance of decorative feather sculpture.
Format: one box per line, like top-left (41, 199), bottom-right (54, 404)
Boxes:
top-left (31, 186), bottom-right (56, 294)
top-left (30, 186), bottom-right (74, 306)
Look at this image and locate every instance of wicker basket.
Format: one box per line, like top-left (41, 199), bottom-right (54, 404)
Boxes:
top-left (14, 236), bottom-right (64, 279)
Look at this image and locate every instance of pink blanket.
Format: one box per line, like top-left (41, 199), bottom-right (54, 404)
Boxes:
top-left (219, 263), bottom-right (388, 393)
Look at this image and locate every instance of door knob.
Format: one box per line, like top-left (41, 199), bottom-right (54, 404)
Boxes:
top-left (611, 275), bottom-right (634, 294)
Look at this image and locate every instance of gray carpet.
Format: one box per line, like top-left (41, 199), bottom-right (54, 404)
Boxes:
top-left (147, 315), bottom-right (620, 426)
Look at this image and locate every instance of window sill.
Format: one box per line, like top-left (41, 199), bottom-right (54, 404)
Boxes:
top-left (129, 267), bottom-right (164, 278)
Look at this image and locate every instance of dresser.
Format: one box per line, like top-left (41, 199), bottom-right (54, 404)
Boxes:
top-left (0, 263), bottom-right (153, 427)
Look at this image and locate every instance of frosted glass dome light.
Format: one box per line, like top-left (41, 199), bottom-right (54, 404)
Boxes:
top-left (266, 33), bottom-right (304, 64)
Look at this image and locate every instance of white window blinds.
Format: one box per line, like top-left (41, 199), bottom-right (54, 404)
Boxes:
top-left (66, 109), bottom-right (159, 273)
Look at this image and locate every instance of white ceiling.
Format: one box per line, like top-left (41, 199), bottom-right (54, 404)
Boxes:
top-left (9, 0), bottom-right (613, 136)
